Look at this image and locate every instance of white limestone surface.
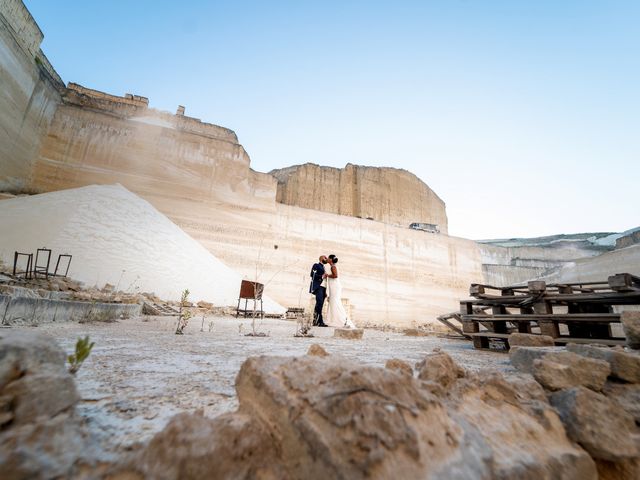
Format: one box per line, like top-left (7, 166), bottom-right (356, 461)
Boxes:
top-left (542, 244), bottom-right (640, 283)
top-left (0, 184), bottom-right (285, 313)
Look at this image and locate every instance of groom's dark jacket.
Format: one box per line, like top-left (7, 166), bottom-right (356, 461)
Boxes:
top-left (309, 262), bottom-right (325, 293)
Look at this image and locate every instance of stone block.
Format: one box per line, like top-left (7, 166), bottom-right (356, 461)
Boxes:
top-left (385, 358), bottom-right (413, 377)
top-left (622, 311), bottom-right (640, 349)
top-left (0, 331), bottom-right (66, 389)
top-left (333, 328), bottom-right (364, 339)
top-left (307, 344), bottom-right (329, 357)
top-left (3, 372), bottom-right (79, 425)
top-left (596, 458), bottom-right (640, 480)
top-left (509, 346), bottom-right (564, 374)
top-left (567, 343), bottom-right (640, 383)
top-left (403, 328), bottom-right (428, 337)
top-left (550, 387), bottom-right (638, 461)
top-left (508, 332), bottom-right (555, 347)
top-left (415, 351), bottom-right (464, 388)
top-left (532, 351), bottom-right (610, 391)
top-left (602, 381), bottom-right (640, 424)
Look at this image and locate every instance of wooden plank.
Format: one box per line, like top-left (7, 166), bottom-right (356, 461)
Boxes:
top-left (462, 319), bottom-right (479, 334)
top-left (471, 332), bottom-right (510, 338)
top-left (533, 300), bottom-right (552, 315)
top-left (436, 313), bottom-right (469, 338)
top-left (469, 284), bottom-right (485, 296)
top-left (608, 273), bottom-right (640, 292)
top-left (544, 292), bottom-right (640, 304)
top-left (460, 301), bottom-right (474, 315)
top-left (461, 313), bottom-right (620, 322)
top-left (471, 332), bottom-right (510, 352)
top-left (557, 285), bottom-right (573, 294)
top-left (539, 319), bottom-right (560, 338)
top-left (553, 337), bottom-right (626, 346)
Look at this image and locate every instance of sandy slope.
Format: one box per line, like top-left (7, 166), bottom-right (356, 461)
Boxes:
top-left (0, 184), bottom-right (285, 313)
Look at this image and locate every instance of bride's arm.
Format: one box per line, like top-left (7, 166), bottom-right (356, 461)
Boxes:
top-left (327, 265), bottom-right (338, 278)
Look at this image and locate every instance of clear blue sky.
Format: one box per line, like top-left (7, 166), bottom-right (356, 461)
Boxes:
top-left (25, 0), bottom-right (640, 239)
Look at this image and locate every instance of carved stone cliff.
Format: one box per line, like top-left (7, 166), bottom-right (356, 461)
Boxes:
top-left (31, 82), bottom-right (277, 204)
top-left (0, 0), bottom-right (64, 192)
top-left (270, 163), bottom-right (448, 232)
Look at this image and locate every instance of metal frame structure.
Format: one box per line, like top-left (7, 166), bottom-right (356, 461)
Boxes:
top-left (53, 254), bottom-right (73, 277)
top-left (33, 248), bottom-right (52, 279)
top-left (12, 252), bottom-right (33, 279)
top-left (236, 280), bottom-right (264, 319)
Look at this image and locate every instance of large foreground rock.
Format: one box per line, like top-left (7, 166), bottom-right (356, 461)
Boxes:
top-left (602, 381), bottom-right (640, 424)
top-left (0, 331), bottom-right (89, 480)
top-left (532, 352), bottom-right (610, 391)
top-left (622, 311), bottom-right (640, 349)
top-left (550, 387), bottom-right (638, 461)
top-left (136, 411), bottom-right (285, 479)
top-left (415, 351), bottom-right (464, 388)
top-left (137, 354), bottom-right (597, 479)
top-left (509, 346), bottom-right (564, 374)
top-left (450, 373), bottom-right (597, 479)
top-left (567, 343), bottom-right (640, 383)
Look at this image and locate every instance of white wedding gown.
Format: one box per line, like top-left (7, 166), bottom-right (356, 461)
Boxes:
top-left (326, 270), bottom-right (356, 328)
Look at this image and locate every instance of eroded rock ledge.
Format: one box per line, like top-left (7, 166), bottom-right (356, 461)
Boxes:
top-left (270, 163), bottom-right (448, 231)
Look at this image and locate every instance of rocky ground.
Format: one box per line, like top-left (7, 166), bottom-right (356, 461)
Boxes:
top-left (2, 315), bottom-right (639, 479)
top-left (28, 315), bottom-right (507, 455)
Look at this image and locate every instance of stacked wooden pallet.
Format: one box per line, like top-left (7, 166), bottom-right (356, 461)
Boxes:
top-left (456, 273), bottom-right (640, 351)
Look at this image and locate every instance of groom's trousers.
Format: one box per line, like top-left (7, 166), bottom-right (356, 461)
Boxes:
top-left (313, 286), bottom-right (326, 326)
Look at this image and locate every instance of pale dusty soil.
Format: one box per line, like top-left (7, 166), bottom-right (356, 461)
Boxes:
top-left (27, 315), bottom-right (508, 456)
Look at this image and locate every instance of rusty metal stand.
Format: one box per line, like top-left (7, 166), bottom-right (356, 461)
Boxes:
top-left (53, 254), bottom-right (72, 277)
top-left (12, 252), bottom-right (33, 279)
top-left (33, 247), bottom-right (52, 279)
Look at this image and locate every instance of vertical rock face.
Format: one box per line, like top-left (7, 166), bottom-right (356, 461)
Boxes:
top-left (270, 163), bottom-right (448, 232)
top-left (31, 83), bottom-right (277, 205)
top-left (0, 0), bottom-right (63, 192)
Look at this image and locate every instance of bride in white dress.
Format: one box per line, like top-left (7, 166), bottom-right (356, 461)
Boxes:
top-left (324, 255), bottom-right (356, 328)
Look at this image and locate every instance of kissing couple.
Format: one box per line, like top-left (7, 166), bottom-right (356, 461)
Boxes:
top-left (309, 254), bottom-right (355, 328)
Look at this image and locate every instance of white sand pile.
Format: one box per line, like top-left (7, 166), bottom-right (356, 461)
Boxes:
top-left (0, 184), bottom-right (285, 313)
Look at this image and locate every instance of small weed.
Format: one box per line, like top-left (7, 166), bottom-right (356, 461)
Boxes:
top-left (68, 336), bottom-right (94, 374)
top-left (175, 289), bottom-right (192, 334)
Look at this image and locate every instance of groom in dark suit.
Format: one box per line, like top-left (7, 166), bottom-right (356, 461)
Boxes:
top-left (310, 255), bottom-right (328, 327)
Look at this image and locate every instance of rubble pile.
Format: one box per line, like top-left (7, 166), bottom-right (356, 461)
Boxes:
top-left (130, 345), bottom-right (639, 479)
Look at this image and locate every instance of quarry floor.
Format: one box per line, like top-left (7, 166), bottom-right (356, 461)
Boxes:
top-left (29, 315), bottom-right (508, 456)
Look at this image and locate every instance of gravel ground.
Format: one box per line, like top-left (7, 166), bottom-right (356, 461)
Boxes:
top-left (27, 315), bottom-right (509, 455)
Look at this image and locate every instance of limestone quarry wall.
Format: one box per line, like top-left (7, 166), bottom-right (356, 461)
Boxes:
top-left (0, 0), bottom-right (63, 192)
top-left (31, 83), bottom-right (277, 205)
top-left (542, 244), bottom-right (640, 284)
top-left (270, 163), bottom-right (448, 232)
top-left (154, 193), bottom-right (482, 326)
top-left (477, 243), bottom-right (606, 286)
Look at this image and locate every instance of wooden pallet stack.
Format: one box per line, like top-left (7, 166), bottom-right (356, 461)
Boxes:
top-left (456, 273), bottom-right (640, 351)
